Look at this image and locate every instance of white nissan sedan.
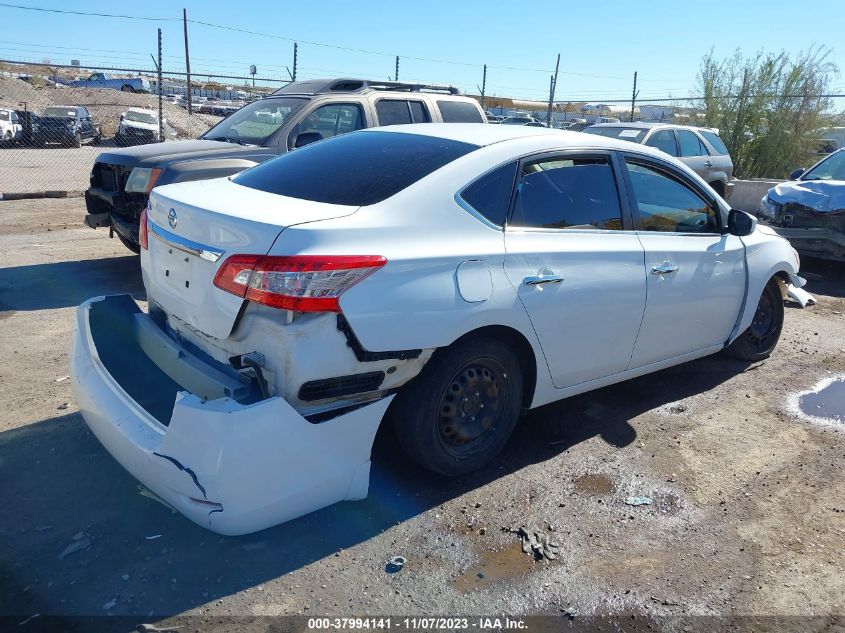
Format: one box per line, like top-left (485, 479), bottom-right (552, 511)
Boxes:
top-left (71, 124), bottom-right (810, 535)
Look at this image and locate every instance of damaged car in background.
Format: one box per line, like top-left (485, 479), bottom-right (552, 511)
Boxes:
top-left (760, 148), bottom-right (845, 261)
top-left (71, 124), bottom-right (812, 535)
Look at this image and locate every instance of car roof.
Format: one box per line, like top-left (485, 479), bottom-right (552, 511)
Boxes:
top-left (361, 123), bottom-right (673, 156)
top-left (588, 121), bottom-right (713, 133)
top-left (126, 107), bottom-right (156, 114)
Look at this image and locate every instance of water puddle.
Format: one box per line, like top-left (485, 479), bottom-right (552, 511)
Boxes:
top-left (573, 473), bottom-right (616, 495)
top-left (792, 375), bottom-right (845, 425)
top-left (453, 543), bottom-right (535, 593)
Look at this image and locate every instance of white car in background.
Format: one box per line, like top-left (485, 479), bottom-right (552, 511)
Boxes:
top-left (0, 107), bottom-right (22, 143)
top-left (71, 124), bottom-right (810, 535)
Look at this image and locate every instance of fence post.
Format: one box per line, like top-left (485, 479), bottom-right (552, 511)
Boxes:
top-left (183, 8), bottom-right (192, 115)
top-left (630, 71), bottom-right (638, 122)
top-left (546, 53), bottom-right (560, 127)
top-left (157, 29), bottom-right (163, 142)
top-left (480, 64), bottom-right (487, 110)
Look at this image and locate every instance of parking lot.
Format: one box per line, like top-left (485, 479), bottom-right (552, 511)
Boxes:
top-left (1, 197), bottom-right (843, 627)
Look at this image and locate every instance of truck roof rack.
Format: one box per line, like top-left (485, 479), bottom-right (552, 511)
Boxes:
top-left (271, 78), bottom-right (461, 96)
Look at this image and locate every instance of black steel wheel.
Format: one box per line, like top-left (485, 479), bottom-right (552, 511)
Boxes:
top-left (390, 335), bottom-right (523, 477)
top-left (724, 279), bottom-right (784, 361)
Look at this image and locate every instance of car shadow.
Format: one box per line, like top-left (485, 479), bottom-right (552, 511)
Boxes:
top-left (0, 256), bottom-right (144, 312)
top-left (0, 353), bottom-right (748, 618)
top-left (799, 257), bottom-right (845, 299)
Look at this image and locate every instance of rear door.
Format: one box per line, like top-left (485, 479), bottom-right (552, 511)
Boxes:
top-left (503, 151), bottom-right (647, 389)
top-left (620, 155), bottom-right (746, 368)
top-left (676, 129), bottom-right (715, 183)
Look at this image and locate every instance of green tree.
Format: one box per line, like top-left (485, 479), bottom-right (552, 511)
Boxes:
top-left (695, 46), bottom-right (837, 178)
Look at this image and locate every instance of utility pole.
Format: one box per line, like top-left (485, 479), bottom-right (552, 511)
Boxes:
top-left (546, 53), bottom-right (560, 127)
top-left (292, 42), bottom-right (298, 82)
top-left (480, 64), bottom-right (487, 109)
top-left (395, 56), bottom-right (399, 82)
top-left (183, 8), bottom-right (192, 115)
top-left (157, 28), bottom-right (163, 142)
top-left (630, 71), bottom-right (639, 122)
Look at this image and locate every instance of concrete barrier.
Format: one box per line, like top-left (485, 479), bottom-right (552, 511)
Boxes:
top-left (729, 178), bottom-right (786, 213)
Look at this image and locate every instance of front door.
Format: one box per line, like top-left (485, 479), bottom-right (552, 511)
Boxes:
top-left (620, 157), bottom-right (747, 368)
top-left (503, 152), bottom-right (647, 389)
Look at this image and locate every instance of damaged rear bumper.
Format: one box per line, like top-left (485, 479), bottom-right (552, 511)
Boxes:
top-left (70, 295), bottom-right (392, 535)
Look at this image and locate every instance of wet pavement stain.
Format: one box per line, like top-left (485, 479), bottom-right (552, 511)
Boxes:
top-left (453, 543), bottom-right (536, 593)
top-left (798, 376), bottom-right (845, 423)
top-left (573, 473), bottom-right (616, 495)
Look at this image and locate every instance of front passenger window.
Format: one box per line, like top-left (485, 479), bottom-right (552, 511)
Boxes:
top-left (625, 161), bottom-right (718, 233)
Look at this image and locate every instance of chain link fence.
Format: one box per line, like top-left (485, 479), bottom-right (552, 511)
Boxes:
top-left (0, 64), bottom-right (287, 196)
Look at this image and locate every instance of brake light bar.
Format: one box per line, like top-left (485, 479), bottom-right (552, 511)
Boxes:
top-left (139, 207), bottom-right (149, 250)
top-left (213, 255), bottom-right (387, 313)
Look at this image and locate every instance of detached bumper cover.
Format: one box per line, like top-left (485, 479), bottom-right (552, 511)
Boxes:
top-left (70, 295), bottom-right (392, 535)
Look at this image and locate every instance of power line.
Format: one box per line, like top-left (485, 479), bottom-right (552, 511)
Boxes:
top-left (0, 2), bottom-right (175, 21)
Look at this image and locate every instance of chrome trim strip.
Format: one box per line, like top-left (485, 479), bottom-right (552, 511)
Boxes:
top-left (148, 220), bottom-right (225, 263)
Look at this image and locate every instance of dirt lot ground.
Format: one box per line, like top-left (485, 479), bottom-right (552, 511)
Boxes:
top-left (0, 198), bottom-right (843, 631)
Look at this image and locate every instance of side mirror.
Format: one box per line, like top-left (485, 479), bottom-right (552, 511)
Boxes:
top-left (728, 209), bottom-right (756, 237)
top-left (294, 131), bottom-right (323, 148)
top-left (789, 167), bottom-right (805, 180)
top-left (119, 114), bottom-right (125, 121)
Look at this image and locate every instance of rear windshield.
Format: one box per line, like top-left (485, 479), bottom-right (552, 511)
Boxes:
top-left (233, 131), bottom-right (479, 206)
top-left (583, 126), bottom-right (647, 142)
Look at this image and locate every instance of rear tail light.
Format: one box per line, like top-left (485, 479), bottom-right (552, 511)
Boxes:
top-left (139, 206), bottom-right (149, 250)
top-left (213, 255), bottom-right (387, 313)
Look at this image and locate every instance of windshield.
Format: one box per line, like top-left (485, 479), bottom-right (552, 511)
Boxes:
top-left (43, 107), bottom-right (75, 118)
top-left (201, 97), bottom-right (308, 145)
top-left (802, 150), bottom-right (845, 181)
top-left (125, 110), bottom-right (157, 124)
top-left (583, 126), bottom-right (647, 142)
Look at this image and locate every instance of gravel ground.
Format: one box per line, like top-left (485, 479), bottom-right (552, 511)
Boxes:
top-left (0, 198), bottom-right (843, 630)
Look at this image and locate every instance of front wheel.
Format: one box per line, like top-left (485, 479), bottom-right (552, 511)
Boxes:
top-left (121, 85), bottom-right (134, 93)
top-left (723, 279), bottom-right (784, 361)
top-left (390, 336), bottom-right (523, 477)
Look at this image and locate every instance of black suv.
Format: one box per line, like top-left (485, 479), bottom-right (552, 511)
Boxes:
top-left (84, 78), bottom-right (486, 252)
top-left (38, 106), bottom-right (101, 148)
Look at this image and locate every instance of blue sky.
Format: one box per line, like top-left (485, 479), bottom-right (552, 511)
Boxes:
top-left (1, 0), bottom-right (843, 105)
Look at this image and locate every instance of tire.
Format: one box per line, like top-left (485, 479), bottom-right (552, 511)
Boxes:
top-left (92, 133), bottom-right (101, 146)
top-left (72, 132), bottom-right (82, 148)
top-left (121, 85), bottom-right (135, 93)
top-left (709, 181), bottom-right (726, 198)
top-left (390, 335), bottom-right (523, 477)
top-left (723, 279), bottom-right (784, 361)
top-left (116, 232), bottom-right (141, 254)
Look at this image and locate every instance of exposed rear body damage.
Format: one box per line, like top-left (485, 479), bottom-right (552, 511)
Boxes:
top-left (71, 295), bottom-right (393, 535)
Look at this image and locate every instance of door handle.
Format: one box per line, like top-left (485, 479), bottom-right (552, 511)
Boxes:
top-left (704, 160), bottom-right (713, 167)
top-left (651, 263), bottom-right (679, 275)
top-left (523, 274), bottom-right (564, 286)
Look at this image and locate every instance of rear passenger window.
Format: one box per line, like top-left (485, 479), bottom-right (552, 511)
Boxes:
top-left (698, 129), bottom-right (729, 155)
top-left (678, 130), bottom-right (708, 156)
top-left (645, 130), bottom-right (678, 156)
top-left (438, 101), bottom-right (484, 123)
top-left (375, 100), bottom-right (429, 126)
top-left (460, 162), bottom-right (517, 226)
top-left (510, 157), bottom-right (623, 230)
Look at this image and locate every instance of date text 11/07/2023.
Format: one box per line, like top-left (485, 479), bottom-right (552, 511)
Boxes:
top-left (307, 617), bottom-right (528, 630)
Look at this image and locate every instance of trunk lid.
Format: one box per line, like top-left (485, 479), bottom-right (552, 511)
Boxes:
top-left (145, 178), bottom-right (359, 339)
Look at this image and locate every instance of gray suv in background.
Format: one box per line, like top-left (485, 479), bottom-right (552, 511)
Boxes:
top-left (583, 122), bottom-right (734, 199)
top-left (84, 78), bottom-right (486, 252)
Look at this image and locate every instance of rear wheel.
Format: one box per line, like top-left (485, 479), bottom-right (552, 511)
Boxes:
top-left (121, 84), bottom-right (134, 93)
top-left (724, 279), bottom-right (784, 361)
top-left (709, 180), bottom-right (726, 198)
top-left (390, 336), bottom-right (523, 477)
